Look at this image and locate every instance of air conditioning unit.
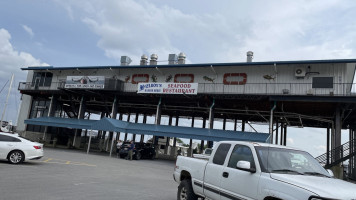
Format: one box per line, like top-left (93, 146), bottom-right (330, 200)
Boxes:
top-left (295, 67), bottom-right (306, 77)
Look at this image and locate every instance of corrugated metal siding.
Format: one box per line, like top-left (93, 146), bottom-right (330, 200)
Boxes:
top-left (32, 63), bottom-right (353, 96)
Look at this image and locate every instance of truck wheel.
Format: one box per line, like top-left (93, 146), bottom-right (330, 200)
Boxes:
top-left (177, 179), bottom-right (197, 200)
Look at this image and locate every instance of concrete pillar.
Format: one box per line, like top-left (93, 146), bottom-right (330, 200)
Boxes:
top-left (334, 106), bottom-right (342, 161)
top-left (73, 96), bottom-right (85, 148)
top-left (124, 113), bottom-right (131, 142)
top-left (164, 115), bottom-right (172, 155)
top-left (234, 118), bottom-right (237, 131)
top-left (132, 113), bottom-right (139, 141)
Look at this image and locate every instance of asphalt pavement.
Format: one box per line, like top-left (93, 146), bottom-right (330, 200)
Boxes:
top-left (0, 147), bottom-right (178, 200)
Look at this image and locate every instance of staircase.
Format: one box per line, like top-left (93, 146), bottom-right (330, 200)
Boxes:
top-left (315, 139), bottom-right (356, 169)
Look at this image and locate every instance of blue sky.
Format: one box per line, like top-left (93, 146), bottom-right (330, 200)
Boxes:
top-left (0, 0), bottom-right (355, 156)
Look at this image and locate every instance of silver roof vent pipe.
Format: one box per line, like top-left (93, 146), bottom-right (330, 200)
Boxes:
top-left (150, 54), bottom-right (158, 65)
top-left (168, 54), bottom-right (177, 65)
top-left (120, 56), bottom-right (132, 66)
top-left (178, 52), bottom-right (186, 64)
top-left (140, 54), bottom-right (148, 66)
top-left (246, 51), bottom-right (253, 62)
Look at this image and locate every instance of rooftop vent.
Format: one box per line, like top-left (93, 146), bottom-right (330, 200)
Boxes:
top-left (178, 52), bottom-right (186, 64)
top-left (120, 56), bottom-right (132, 66)
top-left (246, 51), bottom-right (253, 62)
top-left (168, 54), bottom-right (178, 65)
top-left (140, 54), bottom-right (148, 66)
top-left (150, 54), bottom-right (158, 65)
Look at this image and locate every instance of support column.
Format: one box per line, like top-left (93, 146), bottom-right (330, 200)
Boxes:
top-left (334, 106), bottom-right (342, 161)
top-left (43, 94), bottom-right (57, 143)
top-left (234, 118), bottom-right (237, 131)
top-left (269, 102), bottom-right (276, 144)
top-left (124, 113), bottom-right (131, 142)
top-left (222, 116), bottom-right (226, 130)
top-left (283, 124), bottom-right (287, 146)
top-left (154, 98), bottom-right (162, 158)
top-left (188, 116), bottom-right (195, 157)
top-left (275, 119), bottom-right (279, 145)
top-left (116, 113), bottom-right (123, 140)
top-left (132, 113), bottom-right (139, 141)
top-left (164, 115), bottom-right (172, 155)
top-left (207, 100), bottom-right (215, 148)
top-left (201, 117), bottom-right (206, 153)
top-left (327, 126), bottom-right (330, 166)
top-left (170, 115), bottom-right (179, 158)
top-left (242, 120), bottom-right (246, 132)
top-left (73, 96), bottom-right (85, 148)
top-left (140, 114), bottom-right (147, 143)
top-left (280, 123), bottom-right (284, 145)
top-left (109, 96), bottom-right (118, 157)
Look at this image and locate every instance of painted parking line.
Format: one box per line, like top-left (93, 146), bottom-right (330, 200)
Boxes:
top-left (35, 158), bottom-right (96, 167)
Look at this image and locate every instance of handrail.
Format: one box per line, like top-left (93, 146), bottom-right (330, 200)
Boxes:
top-left (315, 139), bottom-right (356, 168)
top-left (18, 81), bottom-right (356, 96)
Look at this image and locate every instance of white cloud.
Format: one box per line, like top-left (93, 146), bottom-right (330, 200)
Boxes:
top-left (0, 28), bottom-right (49, 122)
top-left (55, 0), bottom-right (356, 65)
top-left (22, 25), bottom-right (34, 38)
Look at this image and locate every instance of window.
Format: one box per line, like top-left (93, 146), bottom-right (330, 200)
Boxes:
top-left (0, 135), bottom-right (21, 142)
top-left (228, 145), bottom-right (255, 169)
top-left (31, 72), bottom-right (53, 87)
top-left (212, 143), bottom-right (231, 165)
top-left (312, 77), bottom-right (333, 88)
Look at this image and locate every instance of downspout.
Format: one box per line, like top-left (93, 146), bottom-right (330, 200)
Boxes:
top-left (269, 101), bottom-right (277, 143)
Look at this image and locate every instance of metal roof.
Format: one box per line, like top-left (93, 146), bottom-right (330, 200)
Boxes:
top-left (24, 117), bottom-right (95, 130)
top-left (21, 59), bottom-right (356, 71)
top-left (24, 117), bottom-right (270, 143)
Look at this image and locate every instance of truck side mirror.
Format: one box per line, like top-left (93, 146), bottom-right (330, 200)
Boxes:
top-left (236, 161), bottom-right (256, 173)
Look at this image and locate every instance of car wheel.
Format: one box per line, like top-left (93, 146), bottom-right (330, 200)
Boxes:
top-left (8, 150), bottom-right (25, 164)
top-left (135, 152), bottom-right (141, 160)
top-left (177, 179), bottom-right (197, 200)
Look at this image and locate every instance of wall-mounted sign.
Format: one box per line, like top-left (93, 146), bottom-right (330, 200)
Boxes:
top-left (65, 76), bottom-right (105, 89)
top-left (137, 83), bottom-right (198, 95)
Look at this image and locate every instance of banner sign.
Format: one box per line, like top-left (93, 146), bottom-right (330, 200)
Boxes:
top-left (65, 76), bottom-right (105, 89)
top-left (137, 83), bottom-right (198, 95)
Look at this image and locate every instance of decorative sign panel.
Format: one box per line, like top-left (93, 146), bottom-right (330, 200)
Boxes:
top-left (65, 76), bottom-right (105, 89)
top-left (137, 83), bottom-right (198, 95)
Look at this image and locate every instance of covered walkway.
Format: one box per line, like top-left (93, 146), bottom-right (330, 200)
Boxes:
top-left (25, 117), bottom-right (270, 155)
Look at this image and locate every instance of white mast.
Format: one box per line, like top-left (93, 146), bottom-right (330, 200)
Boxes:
top-left (1, 74), bottom-right (14, 128)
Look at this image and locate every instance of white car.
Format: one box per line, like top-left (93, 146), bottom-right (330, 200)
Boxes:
top-left (0, 132), bottom-right (43, 164)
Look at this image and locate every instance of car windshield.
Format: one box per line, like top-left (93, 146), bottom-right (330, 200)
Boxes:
top-left (255, 146), bottom-right (330, 177)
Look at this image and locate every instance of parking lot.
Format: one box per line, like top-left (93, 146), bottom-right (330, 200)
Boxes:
top-left (0, 148), bottom-right (177, 200)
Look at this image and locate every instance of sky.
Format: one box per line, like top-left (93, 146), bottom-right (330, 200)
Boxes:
top-left (0, 0), bottom-right (356, 157)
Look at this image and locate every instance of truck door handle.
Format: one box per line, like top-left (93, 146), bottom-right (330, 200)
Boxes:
top-left (222, 172), bottom-right (229, 178)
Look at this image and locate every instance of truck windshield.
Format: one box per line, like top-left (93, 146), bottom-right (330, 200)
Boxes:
top-left (255, 146), bottom-right (330, 177)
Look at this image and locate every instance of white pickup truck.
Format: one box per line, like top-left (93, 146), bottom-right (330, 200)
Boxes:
top-left (173, 141), bottom-right (356, 200)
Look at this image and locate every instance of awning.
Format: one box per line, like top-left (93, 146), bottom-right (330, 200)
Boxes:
top-left (25, 117), bottom-right (270, 143)
top-left (93, 117), bottom-right (270, 143)
top-left (25, 117), bottom-right (95, 130)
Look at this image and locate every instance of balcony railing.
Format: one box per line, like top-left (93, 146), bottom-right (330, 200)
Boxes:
top-left (19, 81), bottom-right (356, 96)
top-left (18, 79), bottom-right (124, 91)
